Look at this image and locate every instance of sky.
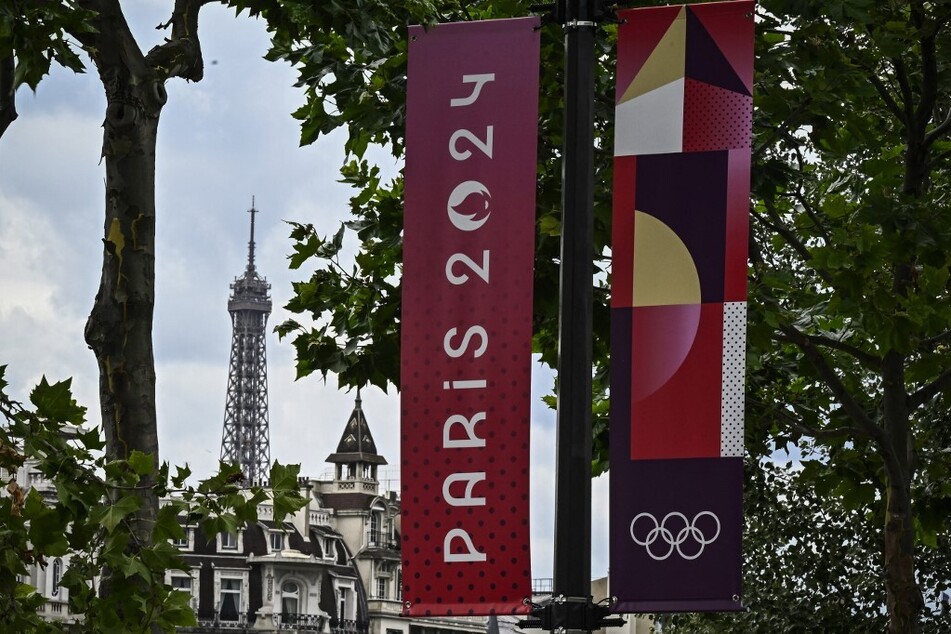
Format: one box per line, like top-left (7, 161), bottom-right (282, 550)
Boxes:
top-left (0, 2), bottom-right (610, 582)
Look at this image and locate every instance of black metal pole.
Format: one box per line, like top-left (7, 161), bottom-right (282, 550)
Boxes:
top-left (553, 0), bottom-right (596, 622)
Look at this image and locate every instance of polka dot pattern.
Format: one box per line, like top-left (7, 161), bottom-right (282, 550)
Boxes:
top-left (720, 301), bottom-right (746, 457)
top-left (682, 78), bottom-right (752, 153)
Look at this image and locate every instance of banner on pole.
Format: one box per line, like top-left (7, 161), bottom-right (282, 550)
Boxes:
top-left (401, 17), bottom-right (540, 617)
top-left (610, 0), bottom-right (754, 613)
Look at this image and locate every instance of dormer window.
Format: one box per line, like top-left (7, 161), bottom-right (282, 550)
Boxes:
top-left (171, 527), bottom-right (193, 551)
top-left (220, 531), bottom-right (239, 551)
top-left (270, 531), bottom-right (285, 552)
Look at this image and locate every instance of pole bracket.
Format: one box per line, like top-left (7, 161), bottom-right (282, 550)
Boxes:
top-left (519, 596), bottom-right (624, 632)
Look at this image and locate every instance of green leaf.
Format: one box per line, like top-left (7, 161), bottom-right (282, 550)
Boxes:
top-left (128, 450), bottom-right (154, 476)
top-left (29, 376), bottom-right (86, 424)
top-left (91, 495), bottom-right (141, 533)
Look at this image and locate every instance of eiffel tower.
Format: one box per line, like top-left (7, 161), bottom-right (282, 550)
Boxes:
top-left (219, 200), bottom-right (272, 484)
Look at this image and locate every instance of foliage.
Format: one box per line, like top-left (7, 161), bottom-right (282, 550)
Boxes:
top-left (264, 0), bottom-right (616, 474)
top-left (0, 365), bottom-right (306, 632)
top-left (0, 0), bottom-right (95, 89)
top-left (662, 458), bottom-right (951, 633)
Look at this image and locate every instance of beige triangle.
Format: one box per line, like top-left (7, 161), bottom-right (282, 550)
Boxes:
top-left (619, 6), bottom-right (686, 104)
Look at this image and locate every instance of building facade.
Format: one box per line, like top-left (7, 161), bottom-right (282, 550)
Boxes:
top-left (175, 395), bottom-right (486, 634)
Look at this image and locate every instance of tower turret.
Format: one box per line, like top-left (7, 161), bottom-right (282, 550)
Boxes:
top-left (326, 389), bottom-right (387, 489)
top-left (219, 201), bottom-right (272, 484)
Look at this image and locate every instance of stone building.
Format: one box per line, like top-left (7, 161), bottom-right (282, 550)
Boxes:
top-left (175, 394), bottom-right (485, 634)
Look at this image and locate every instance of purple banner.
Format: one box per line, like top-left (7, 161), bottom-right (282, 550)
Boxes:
top-left (610, 1), bottom-right (754, 613)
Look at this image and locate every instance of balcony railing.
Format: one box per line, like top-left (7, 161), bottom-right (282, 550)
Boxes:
top-left (330, 617), bottom-right (368, 634)
top-left (196, 614), bottom-right (248, 629)
top-left (277, 612), bottom-right (325, 631)
top-left (367, 531), bottom-right (399, 550)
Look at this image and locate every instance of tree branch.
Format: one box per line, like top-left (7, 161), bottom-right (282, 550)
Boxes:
top-left (912, 2), bottom-right (939, 135)
top-left (892, 57), bottom-right (915, 124)
top-left (0, 55), bottom-right (16, 139)
top-left (144, 0), bottom-right (216, 82)
top-left (778, 322), bottom-right (885, 445)
top-left (865, 67), bottom-right (906, 125)
top-left (923, 107), bottom-right (951, 147)
top-left (776, 328), bottom-right (881, 371)
top-left (762, 400), bottom-right (859, 441)
top-left (908, 365), bottom-right (951, 409)
top-left (919, 329), bottom-right (951, 349)
top-left (755, 197), bottom-right (836, 287)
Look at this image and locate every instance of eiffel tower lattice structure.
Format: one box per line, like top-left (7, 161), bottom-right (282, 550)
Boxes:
top-left (219, 200), bottom-right (272, 484)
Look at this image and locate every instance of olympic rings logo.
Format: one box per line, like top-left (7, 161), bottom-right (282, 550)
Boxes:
top-left (629, 511), bottom-right (721, 561)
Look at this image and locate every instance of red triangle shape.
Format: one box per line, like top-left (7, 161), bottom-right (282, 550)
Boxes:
top-left (616, 5), bottom-right (683, 102)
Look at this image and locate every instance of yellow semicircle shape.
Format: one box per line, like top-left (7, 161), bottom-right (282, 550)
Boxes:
top-left (632, 210), bottom-right (701, 307)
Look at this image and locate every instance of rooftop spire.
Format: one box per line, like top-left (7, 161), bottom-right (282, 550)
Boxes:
top-left (247, 197), bottom-right (257, 274)
top-left (326, 388), bottom-right (387, 466)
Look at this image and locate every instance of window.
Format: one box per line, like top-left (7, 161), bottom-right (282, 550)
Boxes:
top-left (171, 576), bottom-right (192, 592)
top-left (219, 578), bottom-right (241, 621)
top-left (270, 531), bottom-right (284, 552)
top-left (220, 531), bottom-right (238, 551)
top-left (369, 513), bottom-right (381, 545)
top-left (51, 558), bottom-right (62, 597)
top-left (337, 585), bottom-right (353, 621)
top-left (281, 582), bottom-right (300, 618)
top-left (171, 528), bottom-right (191, 549)
top-left (375, 576), bottom-right (386, 600)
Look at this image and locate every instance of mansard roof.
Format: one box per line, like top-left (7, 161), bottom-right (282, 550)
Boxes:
top-left (325, 390), bottom-right (387, 466)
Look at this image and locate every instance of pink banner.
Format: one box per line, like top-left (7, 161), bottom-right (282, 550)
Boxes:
top-left (401, 17), bottom-right (540, 617)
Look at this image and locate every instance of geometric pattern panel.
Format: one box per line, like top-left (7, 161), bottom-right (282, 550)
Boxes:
top-left (611, 1), bottom-right (753, 613)
top-left (615, 1), bottom-right (755, 157)
top-left (615, 5), bottom-right (685, 103)
top-left (691, 0), bottom-right (755, 94)
top-left (720, 301), bottom-right (747, 457)
top-left (685, 8), bottom-right (750, 96)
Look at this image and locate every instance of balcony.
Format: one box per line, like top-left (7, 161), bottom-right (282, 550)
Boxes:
top-left (330, 617), bottom-right (368, 634)
top-left (194, 614), bottom-right (248, 629)
top-left (367, 531), bottom-right (399, 550)
top-left (277, 612), bottom-right (325, 631)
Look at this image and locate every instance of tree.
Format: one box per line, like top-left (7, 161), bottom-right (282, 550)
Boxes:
top-left (0, 0), bottom-right (313, 626)
top-left (746, 1), bottom-right (951, 630)
top-left (661, 459), bottom-right (951, 632)
top-left (3, 0), bottom-right (209, 576)
top-left (269, 1), bottom-right (951, 631)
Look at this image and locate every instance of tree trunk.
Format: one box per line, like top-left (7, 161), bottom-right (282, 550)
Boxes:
top-left (84, 90), bottom-right (163, 544)
top-left (881, 351), bottom-right (923, 632)
top-left (82, 0), bottom-right (167, 590)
